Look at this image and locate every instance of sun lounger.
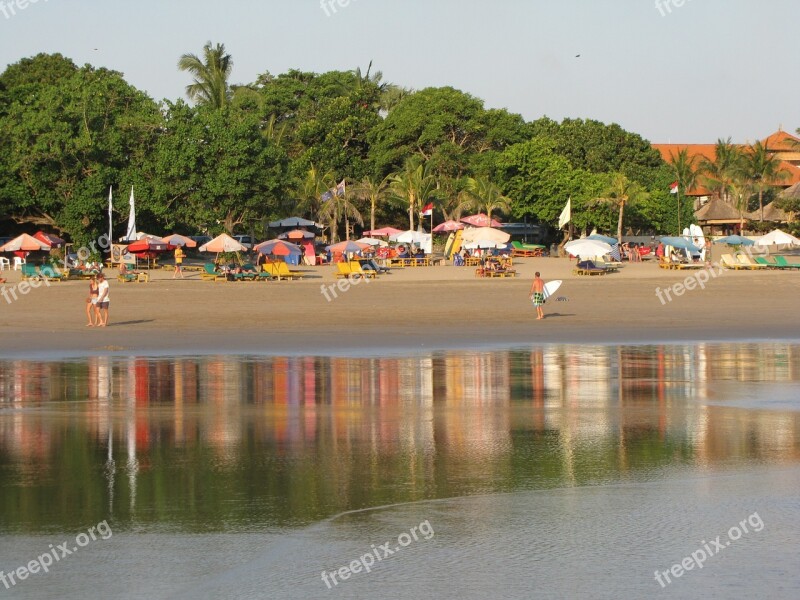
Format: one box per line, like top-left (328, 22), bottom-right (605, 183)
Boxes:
top-left (573, 260), bottom-right (607, 276)
top-left (37, 265), bottom-right (65, 281)
top-left (594, 257), bottom-right (619, 271)
top-left (335, 262), bottom-right (352, 279)
top-left (754, 256), bottom-right (779, 269)
top-left (201, 263), bottom-right (226, 282)
top-left (773, 256), bottom-right (800, 270)
top-left (735, 254), bottom-right (766, 269)
top-left (20, 264), bottom-right (39, 280)
top-left (117, 273), bottom-right (138, 283)
top-left (268, 262), bottom-right (304, 280)
top-left (720, 254), bottom-right (747, 270)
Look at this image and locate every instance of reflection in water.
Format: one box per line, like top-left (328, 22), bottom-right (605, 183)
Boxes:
top-left (0, 344), bottom-right (798, 532)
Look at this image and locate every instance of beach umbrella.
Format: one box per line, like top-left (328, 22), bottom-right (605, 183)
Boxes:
top-left (714, 235), bottom-right (754, 246)
top-left (126, 239), bottom-right (172, 253)
top-left (754, 229), bottom-right (800, 247)
top-left (356, 237), bottom-right (388, 247)
top-left (255, 239), bottom-right (302, 256)
top-left (588, 234), bottom-right (619, 245)
top-left (363, 226), bottom-right (404, 237)
top-left (463, 240), bottom-right (507, 250)
top-left (268, 217), bottom-right (321, 229)
top-left (659, 237), bottom-right (700, 252)
top-left (34, 231), bottom-right (66, 248)
top-left (0, 233), bottom-right (50, 252)
top-left (390, 230), bottom-right (429, 244)
top-left (161, 233), bottom-right (197, 248)
top-left (200, 234), bottom-right (247, 253)
top-left (460, 214), bottom-right (503, 228)
top-left (326, 240), bottom-right (368, 254)
top-left (564, 239), bottom-right (612, 258)
top-left (278, 229), bottom-right (315, 240)
top-left (432, 220), bottom-right (464, 233)
top-left (461, 227), bottom-right (511, 245)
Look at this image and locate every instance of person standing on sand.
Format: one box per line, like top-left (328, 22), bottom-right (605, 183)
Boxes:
top-left (173, 246), bottom-right (185, 279)
top-left (95, 273), bottom-right (110, 327)
top-left (86, 276), bottom-right (99, 327)
top-left (529, 272), bottom-right (545, 320)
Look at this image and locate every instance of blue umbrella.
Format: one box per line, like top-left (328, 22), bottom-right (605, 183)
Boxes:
top-left (714, 235), bottom-right (754, 246)
top-left (588, 234), bottom-right (619, 245)
top-left (660, 236), bottom-right (701, 252)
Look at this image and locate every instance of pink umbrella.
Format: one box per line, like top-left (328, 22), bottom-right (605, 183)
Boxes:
top-left (161, 233), bottom-right (197, 248)
top-left (363, 226), bottom-right (404, 237)
top-left (460, 214), bottom-right (503, 227)
top-left (432, 220), bottom-right (464, 233)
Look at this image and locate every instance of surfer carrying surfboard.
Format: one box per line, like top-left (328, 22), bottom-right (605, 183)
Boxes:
top-left (529, 272), bottom-right (545, 320)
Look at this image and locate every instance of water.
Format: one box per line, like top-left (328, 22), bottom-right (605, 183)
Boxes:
top-left (0, 343), bottom-right (799, 599)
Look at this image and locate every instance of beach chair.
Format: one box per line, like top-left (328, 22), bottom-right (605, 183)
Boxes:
top-left (754, 256), bottom-right (779, 269)
top-left (735, 254), bottom-right (766, 270)
top-left (117, 272), bottom-right (138, 283)
top-left (594, 257), bottom-right (619, 272)
top-left (348, 261), bottom-right (377, 279)
top-left (573, 260), bottom-right (607, 276)
top-left (37, 265), bottom-right (65, 282)
top-left (335, 262), bottom-right (352, 279)
top-left (241, 264), bottom-right (270, 281)
top-left (201, 263), bottom-right (226, 282)
top-left (772, 256), bottom-right (800, 270)
top-left (269, 262), bottom-right (303, 281)
top-left (720, 254), bottom-right (746, 270)
top-left (20, 264), bottom-right (40, 280)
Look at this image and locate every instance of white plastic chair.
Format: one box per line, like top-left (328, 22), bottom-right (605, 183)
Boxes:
top-left (13, 257), bottom-right (25, 270)
top-left (0, 257), bottom-right (9, 271)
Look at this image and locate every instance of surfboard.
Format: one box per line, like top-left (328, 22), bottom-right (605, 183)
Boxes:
top-left (543, 280), bottom-right (562, 300)
top-left (451, 229), bottom-right (463, 258)
top-left (444, 232), bottom-right (455, 259)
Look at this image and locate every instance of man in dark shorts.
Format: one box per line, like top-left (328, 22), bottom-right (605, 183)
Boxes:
top-left (529, 271), bottom-right (545, 320)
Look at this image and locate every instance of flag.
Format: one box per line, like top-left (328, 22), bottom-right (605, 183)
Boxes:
top-left (321, 180), bottom-right (346, 202)
top-left (125, 186), bottom-right (137, 241)
top-left (670, 182), bottom-right (679, 194)
top-left (558, 197), bottom-right (571, 229)
top-left (419, 202), bottom-right (434, 217)
top-left (107, 186), bottom-right (113, 245)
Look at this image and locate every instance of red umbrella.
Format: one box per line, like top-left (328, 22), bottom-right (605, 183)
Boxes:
top-left (34, 231), bottom-right (66, 248)
top-left (432, 220), bottom-right (464, 233)
top-left (460, 214), bottom-right (503, 227)
top-left (363, 226), bottom-right (404, 237)
top-left (279, 229), bottom-right (315, 240)
top-left (254, 239), bottom-right (302, 256)
top-left (127, 239), bottom-right (172, 253)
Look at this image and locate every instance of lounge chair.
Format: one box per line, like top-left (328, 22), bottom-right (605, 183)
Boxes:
top-left (37, 265), bottom-right (65, 281)
top-left (773, 256), bottom-right (800, 270)
top-left (117, 272), bottom-right (138, 283)
top-left (201, 263), bottom-right (226, 282)
top-left (348, 261), bottom-right (377, 279)
top-left (335, 262), bottom-right (352, 279)
top-left (268, 262), bottom-right (304, 280)
top-left (510, 241), bottom-right (540, 257)
top-left (20, 264), bottom-right (39, 280)
top-left (735, 254), bottom-right (766, 270)
top-left (573, 260), bottom-right (607, 276)
top-left (594, 257), bottom-right (619, 271)
top-left (720, 254), bottom-right (750, 270)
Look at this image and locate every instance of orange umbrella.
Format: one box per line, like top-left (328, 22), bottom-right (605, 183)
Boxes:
top-left (0, 233), bottom-right (50, 252)
top-left (161, 233), bottom-right (197, 248)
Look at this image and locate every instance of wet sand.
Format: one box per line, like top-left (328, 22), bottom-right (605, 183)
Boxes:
top-left (1, 258), bottom-right (799, 357)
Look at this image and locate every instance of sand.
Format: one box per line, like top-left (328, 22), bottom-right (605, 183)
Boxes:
top-left (0, 257), bottom-right (798, 357)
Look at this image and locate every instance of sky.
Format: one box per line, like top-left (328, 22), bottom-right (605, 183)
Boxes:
top-left (1, 0), bottom-right (797, 144)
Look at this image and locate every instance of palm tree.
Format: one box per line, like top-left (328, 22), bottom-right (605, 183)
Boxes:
top-left (353, 175), bottom-right (390, 233)
top-left (596, 173), bottom-right (649, 243)
top-left (178, 41), bottom-right (233, 110)
top-left (296, 165), bottom-right (336, 223)
top-left (740, 141), bottom-right (788, 221)
top-left (457, 177), bottom-right (512, 225)
top-left (388, 157), bottom-right (438, 230)
top-left (318, 185), bottom-right (363, 243)
top-left (667, 148), bottom-right (700, 234)
top-left (699, 138), bottom-right (743, 204)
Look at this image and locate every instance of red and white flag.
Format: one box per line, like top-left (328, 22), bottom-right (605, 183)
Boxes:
top-left (670, 182), bottom-right (679, 194)
top-left (420, 203), bottom-right (434, 217)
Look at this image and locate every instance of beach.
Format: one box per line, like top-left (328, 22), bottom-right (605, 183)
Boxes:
top-left (1, 258), bottom-right (798, 357)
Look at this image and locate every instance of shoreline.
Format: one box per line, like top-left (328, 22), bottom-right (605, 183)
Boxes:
top-left (2, 258), bottom-right (799, 358)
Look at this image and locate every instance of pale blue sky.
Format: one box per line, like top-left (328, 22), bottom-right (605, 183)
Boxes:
top-left (1, 0), bottom-right (797, 143)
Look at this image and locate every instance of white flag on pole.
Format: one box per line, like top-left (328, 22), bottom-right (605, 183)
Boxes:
top-left (558, 197), bottom-right (571, 229)
top-left (125, 186), bottom-right (137, 241)
top-left (107, 186), bottom-right (113, 245)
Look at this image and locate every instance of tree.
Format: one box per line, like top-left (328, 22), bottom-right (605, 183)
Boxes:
top-left (740, 141), bottom-right (788, 221)
top-left (178, 42), bottom-right (233, 110)
top-left (319, 184), bottom-right (363, 243)
top-left (699, 138), bottom-right (742, 203)
top-left (457, 177), bottom-right (511, 225)
top-left (353, 175), bottom-right (391, 232)
top-left (667, 148), bottom-right (700, 234)
top-left (294, 165), bottom-right (336, 224)
top-left (594, 173), bottom-right (649, 243)
top-left (388, 157), bottom-right (438, 231)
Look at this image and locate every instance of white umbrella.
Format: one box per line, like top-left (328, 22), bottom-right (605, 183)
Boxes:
top-left (461, 227), bottom-right (510, 245)
top-left (390, 230), bottom-right (429, 244)
top-left (463, 241), bottom-right (506, 250)
top-left (754, 229), bottom-right (800, 247)
top-left (356, 237), bottom-right (388, 247)
top-left (564, 239), bottom-right (612, 258)
top-left (200, 234), bottom-right (247, 253)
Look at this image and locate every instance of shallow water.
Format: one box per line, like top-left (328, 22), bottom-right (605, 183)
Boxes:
top-left (0, 343), bottom-right (799, 599)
